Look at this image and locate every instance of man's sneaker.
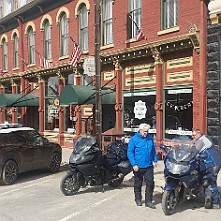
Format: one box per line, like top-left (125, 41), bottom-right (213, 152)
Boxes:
top-left (204, 196), bottom-right (212, 209)
top-left (212, 204), bottom-right (220, 209)
top-left (145, 202), bottom-right (156, 209)
top-left (135, 200), bottom-right (142, 206)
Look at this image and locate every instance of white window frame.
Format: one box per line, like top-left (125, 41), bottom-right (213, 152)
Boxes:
top-left (128, 0), bottom-right (142, 39)
top-left (28, 27), bottom-right (35, 64)
top-left (13, 34), bottom-right (19, 68)
top-left (79, 4), bottom-right (88, 51)
top-left (2, 39), bottom-right (8, 70)
top-left (102, 0), bottom-right (113, 45)
top-left (162, 0), bottom-right (178, 30)
top-left (44, 20), bottom-right (52, 60)
top-left (60, 13), bottom-right (68, 56)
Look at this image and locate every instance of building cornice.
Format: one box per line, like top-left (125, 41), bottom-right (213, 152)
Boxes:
top-left (100, 33), bottom-right (199, 65)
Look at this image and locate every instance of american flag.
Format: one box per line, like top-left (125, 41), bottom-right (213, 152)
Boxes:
top-left (136, 29), bottom-right (145, 41)
top-left (0, 69), bottom-right (4, 76)
top-left (36, 51), bottom-right (52, 68)
top-left (70, 36), bottom-right (82, 68)
top-left (39, 54), bottom-right (52, 68)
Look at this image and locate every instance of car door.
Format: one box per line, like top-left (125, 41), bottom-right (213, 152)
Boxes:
top-left (10, 131), bottom-right (34, 172)
top-left (24, 130), bottom-right (49, 170)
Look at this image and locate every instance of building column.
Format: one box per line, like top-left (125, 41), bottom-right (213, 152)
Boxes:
top-left (74, 73), bottom-right (81, 136)
top-left (153, 48), bottom-right (163, 150)
top-left (114, 58), bottom-right (123, 131)
top-left (11, 80), bottom-right (17, 124)
top-left (58, 72), bottom-right (65, 146)
top-left (38, 76), bottom-right (44, 134)
top-left (0, 84), bottom-right (5, 123)
top-left (21, 77), bottom-right (29, 126)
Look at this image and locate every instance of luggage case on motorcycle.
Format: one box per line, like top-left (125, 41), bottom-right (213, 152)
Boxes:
top-left (104, 141), bottom-right (128, 167)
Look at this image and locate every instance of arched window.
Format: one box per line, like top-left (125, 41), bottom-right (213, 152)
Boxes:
top-left (27, 27), bottom-right (35, 64)
top-left (59, 13), bottom-right (68, 56)
top-left (2, 38), bottom-right (8, 70)
top-left (43, 20), bottom-right (52, 59)
top-left (13, 33), bottom-right (19, 68)
top-left (79, 4), bottom-right (88, 51)
top-left (102, 0), bottom-right (113, 45)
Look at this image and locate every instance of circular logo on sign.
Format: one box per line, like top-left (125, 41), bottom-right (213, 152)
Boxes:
top-left (53, 98), bottom-right (59, 106)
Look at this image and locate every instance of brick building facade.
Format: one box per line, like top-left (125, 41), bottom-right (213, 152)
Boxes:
top-left (0, 0), bottom-right (208, 152)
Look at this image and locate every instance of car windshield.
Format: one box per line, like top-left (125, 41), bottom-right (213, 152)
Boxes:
top-left (74, 136), bottom-right (97, 153)
top-left (167, 135), bottom-right (197, 162)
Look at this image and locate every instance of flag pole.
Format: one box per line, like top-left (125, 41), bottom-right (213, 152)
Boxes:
top-left (94, 0), bottom-right (102, 147)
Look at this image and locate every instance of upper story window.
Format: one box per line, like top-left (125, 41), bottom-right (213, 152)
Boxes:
top-left (161, 0), bottom-right (178, 30)
top-left (128, 0), bottom-right (142, 39)
top-left (4, 0), bottom-right (12, 16)
top-left (27, 27), bottom-right (35, 64)
top-left (59, 13), bottom-right (68, 56)
top-left (79, 4), bottom-right (88, 51)
top-left (13, 33), bottom-right (19, 68)
top-left (102, 0), bottom-right (113, 46)
top-left (11, 0), bottom-right (18, 12)
top-left (2, 38), bottom-right (8, 70)
top-left (43, 20), bottom-right (52, 60)
top-left (0, 0), bottom-right (3, 18)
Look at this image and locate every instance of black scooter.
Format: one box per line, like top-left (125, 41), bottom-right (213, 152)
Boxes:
top-left (60, 136), bottom-right (132, 196)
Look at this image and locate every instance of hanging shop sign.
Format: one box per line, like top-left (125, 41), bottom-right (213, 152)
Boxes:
top-left (83, 57), bottom-right (95, 76)
top-left (134, 100), bottom-right (147, 120)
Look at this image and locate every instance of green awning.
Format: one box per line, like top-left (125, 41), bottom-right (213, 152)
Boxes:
top-left (0, 94), bottom-right (39, 107)
top-left (59, 85), bottom-right (116, 105)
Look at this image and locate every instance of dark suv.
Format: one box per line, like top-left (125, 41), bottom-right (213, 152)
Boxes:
top-left (0, 126), bottom-right (62, 185)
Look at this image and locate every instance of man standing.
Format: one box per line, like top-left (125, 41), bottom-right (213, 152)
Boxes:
top-left (192, 129), bottom-right (221, 209)
top-left (127, 123), bottom-right (158, 208)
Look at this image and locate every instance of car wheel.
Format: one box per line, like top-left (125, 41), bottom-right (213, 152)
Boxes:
top-left (48, 152), bottom-right (61, 173)
top-left (1, 160), bottom-right (18, 185)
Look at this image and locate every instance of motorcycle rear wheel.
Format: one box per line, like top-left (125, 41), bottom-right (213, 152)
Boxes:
top-left (60, 172), bottom-right (80, 196)
top-left (162, 190), bottom-right (178, 215)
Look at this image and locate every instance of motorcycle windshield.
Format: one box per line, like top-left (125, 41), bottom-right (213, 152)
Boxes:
top-left (168, 135), bottom-right (197, 162)
top-left (73, 136), bottom-right (97, 154)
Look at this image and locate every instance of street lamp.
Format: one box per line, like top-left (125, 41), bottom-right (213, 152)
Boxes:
top-left (94, 0), bottom-right (102, 146)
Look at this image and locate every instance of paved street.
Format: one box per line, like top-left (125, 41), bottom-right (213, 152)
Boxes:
top-left (0, 147), bottom-right (220, 221)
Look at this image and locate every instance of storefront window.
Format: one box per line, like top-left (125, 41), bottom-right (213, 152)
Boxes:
top-left (164, 88), bottom-right (193, 139)
top-left (45, 77), bottom-right (59, 131)
top-left (123, 91), bottom-right (156, 133)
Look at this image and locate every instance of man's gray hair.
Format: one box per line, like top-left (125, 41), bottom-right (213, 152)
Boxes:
top-left (139, 123), bottom-right (151, 131)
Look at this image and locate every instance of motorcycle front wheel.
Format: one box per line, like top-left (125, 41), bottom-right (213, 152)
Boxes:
top-left (162, 190), bottom-right (178, 215)
top-left (108, 173), bottom-right (124, 188)
top-left (60, 172), bottom-right (81, 196)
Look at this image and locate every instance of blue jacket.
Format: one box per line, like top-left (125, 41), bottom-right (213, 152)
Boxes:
top-left (127, 132), bottom-right (158, 168)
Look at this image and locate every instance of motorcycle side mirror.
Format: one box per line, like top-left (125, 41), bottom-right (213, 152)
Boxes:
top-left (160, 144), bottom-right (167, 152)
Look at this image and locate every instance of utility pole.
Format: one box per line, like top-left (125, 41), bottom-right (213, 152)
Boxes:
top-left (94, 0), bottom-right (102, 146)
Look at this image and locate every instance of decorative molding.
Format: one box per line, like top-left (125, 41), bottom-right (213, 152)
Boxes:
top-left (11, 29), bottom-right (20, 41)
top-left (208, 0), bottom-right (221, 24)
top-left (0, 34), bottom-right (8, 44)
top-left (56, 7), bottom-right (70, 24)
top-left (75, 0), bottom-right (90, 17)
top-left (40, 14), bottom-right (53, 31)
top-left (24, 22), bottom-right (36, 34)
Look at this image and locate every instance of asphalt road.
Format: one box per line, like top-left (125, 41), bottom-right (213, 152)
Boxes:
top-left (0, 148), bottom-right (220, 221)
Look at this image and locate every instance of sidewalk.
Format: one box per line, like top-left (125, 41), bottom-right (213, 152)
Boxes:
top-left (61, 147), bottom-right (221, 192)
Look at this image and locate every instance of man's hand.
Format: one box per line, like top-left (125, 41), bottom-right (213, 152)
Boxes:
top-left (133, 165), bottom-right (139, 172)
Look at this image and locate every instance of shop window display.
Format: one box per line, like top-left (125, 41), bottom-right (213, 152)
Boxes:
top-left (164, 88), bottom-right (193, 139)
top-left (123, 92), bottom-right (156, 132)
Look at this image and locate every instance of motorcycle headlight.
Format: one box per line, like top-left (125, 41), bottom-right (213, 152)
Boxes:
top-left (166, 160), bottom-right (190, 174)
